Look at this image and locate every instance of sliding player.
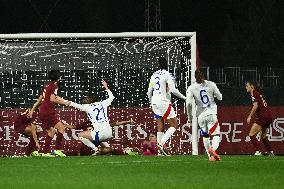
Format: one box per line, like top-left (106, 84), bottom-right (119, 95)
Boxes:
top-left (66, 80), bottom-right (115, 155)
top-left (13, 109), bottom-right (40, 156)
top-left (186, 70), bottom-right (222, 161)
top-left (147, 57), bottom-right (186, 156)
top-left (29, 70), bottom-right (69, 157)
top-left (71, 119), bottom-right (135, 156)
top-left (245, 81), bottom-right (274, 155)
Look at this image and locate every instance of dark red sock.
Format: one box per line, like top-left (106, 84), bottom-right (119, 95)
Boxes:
top-left (40, 135), bottom-right (53, 153)
top-left (262, 137), bottom-right (273, 152)
top-left (55, 132), bottom-right (64, 150)
top-left (26, 137), bottom-right (36, 155)
top-left (112, 149), bottom-right (124, 155)
top-left (250, 136), bottom-right (261, 152)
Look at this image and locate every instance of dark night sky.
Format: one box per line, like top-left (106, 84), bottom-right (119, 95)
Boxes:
top-left (0, 0), bottom-right (283, 66)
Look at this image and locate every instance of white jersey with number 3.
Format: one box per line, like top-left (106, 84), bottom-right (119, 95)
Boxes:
top-left (186, 80), bottom-right (222, 118)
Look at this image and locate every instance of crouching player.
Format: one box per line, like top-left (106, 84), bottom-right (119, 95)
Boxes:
top-left (142, 132), bottom-right (158, 156)
top-left (186, 70), bottom-right (222, 161)
top-left (13, 109), bottom-right (40, 156)
top-left (66, 80), bottom-right (114, 155)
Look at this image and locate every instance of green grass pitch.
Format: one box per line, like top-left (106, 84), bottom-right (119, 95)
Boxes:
top-left (0, 155), bottom-right (283, 189)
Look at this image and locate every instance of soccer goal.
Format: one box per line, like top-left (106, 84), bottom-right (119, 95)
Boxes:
top-left (0, 32), bottom-right (198, 155)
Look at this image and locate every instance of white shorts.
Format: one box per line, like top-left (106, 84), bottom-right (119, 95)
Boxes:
top-left (91, 122), bottom-right (112, 143)
top-left (151, 100), bottom-right (176, 120)
top-left (198, 114), bottom-right (220, 135)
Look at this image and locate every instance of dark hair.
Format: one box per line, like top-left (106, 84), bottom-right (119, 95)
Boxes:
top-left (48, 70), bottom-right (61, 82)
top-left (157, 57), bottom-right (168, 70)
top-left (246, 81), bottom-right (262, 94)
top-left (81, 96), bottom-right (97, 104)
top-left (149, 132), bottom-right (156, 136)
top-left (195, 69), bottom-right (205, 83)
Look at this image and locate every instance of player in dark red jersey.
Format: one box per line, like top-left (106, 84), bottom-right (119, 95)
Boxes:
top-left (29, 70), bottom-right (69, 157)
top-left (245, 81), bottom-right (274, 155)
top-left (13, 109), bottom-right (40, 156)
top-left (141, 132), bottom-right (158, 156)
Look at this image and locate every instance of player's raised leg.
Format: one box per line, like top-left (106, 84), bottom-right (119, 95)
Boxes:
top-left (78, 130), bottom-right (98, 155)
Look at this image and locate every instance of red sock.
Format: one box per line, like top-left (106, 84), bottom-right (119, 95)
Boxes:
top-left (112, 149), bottom-right (124, 155)
top-left (55, 132), bottom-right (64, 150)
top-left (40, 134), bottom-right (53, 153)
top-left (262, 137), bottom-right (273, 152)
top-left (26, 137), bottom-right (36, 155)
top-left (250, 136), bottom-right (261, 152)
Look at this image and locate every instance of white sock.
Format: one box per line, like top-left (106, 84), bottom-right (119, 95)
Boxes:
top-left (161, 127), bottom-right (176, 146)
top-left (79, 137), bottom-right (98, 152)
top-left (157, 132), bottom-right (164, 144)
top-left (203, 137), bottom-right (210, 157)
top-left (212, 135), bottom-right (220, 151)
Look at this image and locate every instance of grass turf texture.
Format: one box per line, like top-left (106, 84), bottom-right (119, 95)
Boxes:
top-left (0, 155), bottom-right (283, 189)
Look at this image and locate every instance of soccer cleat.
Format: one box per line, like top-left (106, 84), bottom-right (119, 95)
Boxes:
top-left (31, 150), bottom-right (40, 157)
top-left (208, 147), bottom-right (221, 161)
top-left (52, 150), bottom-right (66, 157)
top-left (39, 153), bottom-right (55, 157)
top-left (157, 143), bottom-right (170, 156)
top-left (209, 156), bottom-right (216, 161)
top-left (254, 151), bottom-right (262, 156)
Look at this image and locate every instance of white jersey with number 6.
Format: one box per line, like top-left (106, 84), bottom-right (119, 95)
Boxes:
top-left (186, 80), bottom-right (222, 119)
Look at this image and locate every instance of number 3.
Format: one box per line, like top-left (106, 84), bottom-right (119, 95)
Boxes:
top-left (155, 76), bottom-right (160, 91)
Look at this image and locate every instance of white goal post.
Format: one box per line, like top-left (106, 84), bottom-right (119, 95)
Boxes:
top-left (0, 32), bottom-right (199, 155)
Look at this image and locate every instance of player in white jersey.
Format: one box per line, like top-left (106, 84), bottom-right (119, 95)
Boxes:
top-left (67, 80), bottom-right (115, 155)
top-left (147, 57), bottom-right (186, 155)
top-left (186, 70), bottom-right (222, 161)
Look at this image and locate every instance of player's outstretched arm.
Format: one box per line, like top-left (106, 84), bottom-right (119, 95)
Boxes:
top-left (213, 82), bottom-right (222, 100)
top-left (147, 78), bottom-right (154, 103)
top-left (68, 101), bottom-right (90, 112)
top-left (102, 80), bottom-right (115, 106)
top-left (110, 118), bottom-right (135, 126)
top-left (28, 95), bottom-right (43, 118)
top-left (186, 87), bottom-right (194, 122)
top-left (50, 94), bottom-right (69, 106)
top-left (167, 79), bottom-right (186, 100)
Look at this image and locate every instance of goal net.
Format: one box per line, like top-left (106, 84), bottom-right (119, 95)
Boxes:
top-left (0, 32), bottom-right (198, 156)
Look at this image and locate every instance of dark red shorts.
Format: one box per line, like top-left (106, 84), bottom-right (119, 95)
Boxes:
top-left (39, 112), bottom-right (60, 130)
top-left (14, 121), bottom-right (28, 134)
top-left (256, 114), bottom-right (273, 128)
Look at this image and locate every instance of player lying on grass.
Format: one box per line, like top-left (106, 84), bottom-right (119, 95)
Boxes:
top-left (68, 118), bottom-right (136, 156)
top-left (245, 81), bottom-right (274, 155)
top-left (13, 109), bottom-right (40, 156)
top-left (29, 70), bottom-right (70, 157)
top-left (186, 70), bottom-right (222, 161)
top-left (66, 80), bottom-right (115, 155)
top-left (147, 57), bottom-right (186, 156)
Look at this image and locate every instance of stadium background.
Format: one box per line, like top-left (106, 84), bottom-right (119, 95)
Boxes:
top-left (0, 0), bottom-right (283, 156)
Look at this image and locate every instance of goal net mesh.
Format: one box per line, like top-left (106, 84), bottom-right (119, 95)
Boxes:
top-left (0, 34), bottom-right (195, 156)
